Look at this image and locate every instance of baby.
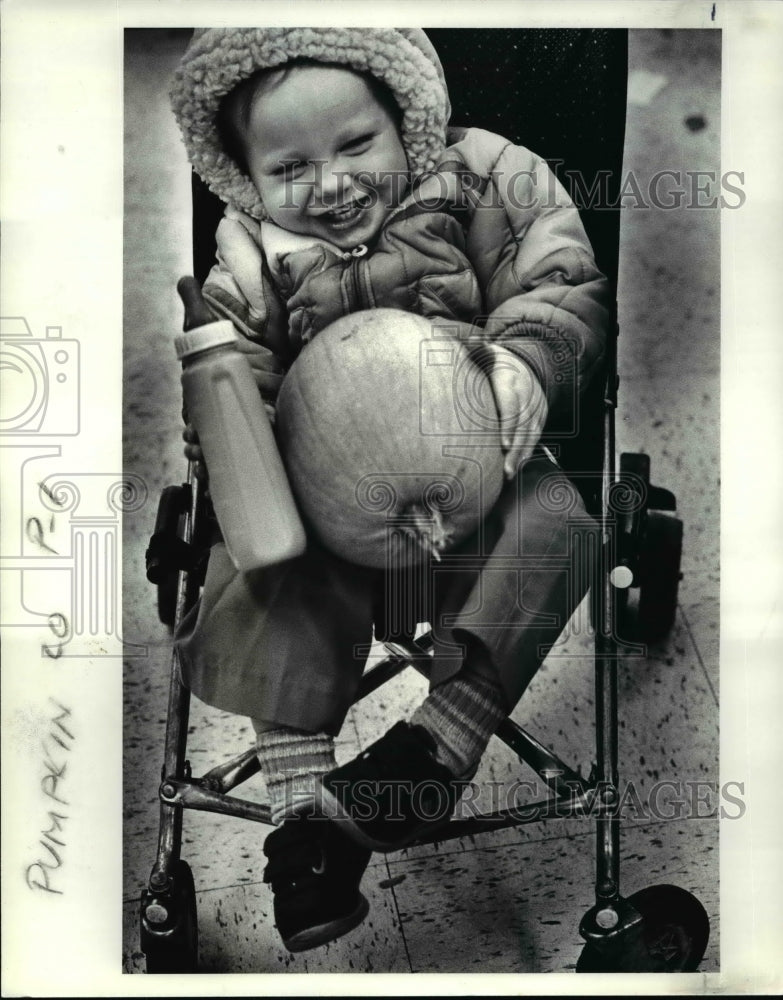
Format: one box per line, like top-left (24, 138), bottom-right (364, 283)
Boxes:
top-left (171, 27), bottom-right (609, 953)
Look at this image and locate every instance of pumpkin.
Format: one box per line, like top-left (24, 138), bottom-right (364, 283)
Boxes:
top-left (276, 309), bottom-right (505, 568)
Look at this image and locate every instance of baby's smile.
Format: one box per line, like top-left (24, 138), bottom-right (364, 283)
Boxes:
top-left (314, 196), bottom-right (373, 234)
top-left (239, 65), bottom-right (409, 251)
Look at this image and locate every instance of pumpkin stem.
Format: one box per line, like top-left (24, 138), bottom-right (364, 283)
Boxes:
top-left (402, 503), bottom-right (453, 562)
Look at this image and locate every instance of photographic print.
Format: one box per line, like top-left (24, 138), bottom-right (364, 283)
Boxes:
top-left (122, 21), bottom-right (721, 976)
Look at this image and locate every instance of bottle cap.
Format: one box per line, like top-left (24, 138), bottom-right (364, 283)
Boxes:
top-left (175, 320), bottom-right (238, 360)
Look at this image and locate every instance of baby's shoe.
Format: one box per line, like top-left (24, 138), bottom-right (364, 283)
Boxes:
top-left (318, 721), bottom-right (473, 852)
top-left (262, 813), bottom-right (371, 952)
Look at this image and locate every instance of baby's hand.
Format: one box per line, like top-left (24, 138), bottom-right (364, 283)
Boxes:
top-left (234, 337), bottom-right (286, 399)
top-left (182, 423), bottom-right (209, 482)
top-left (180, 339), bottom-right (283, 481)
top-left (486, 344), bottom-right (548, 479)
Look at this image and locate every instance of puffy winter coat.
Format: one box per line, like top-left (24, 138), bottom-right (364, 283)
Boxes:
top-left (200, 124), bottom-right (610, 436)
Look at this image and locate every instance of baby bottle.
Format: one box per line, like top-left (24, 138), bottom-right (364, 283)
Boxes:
top-left (175, 276), bottom-right (306, 570)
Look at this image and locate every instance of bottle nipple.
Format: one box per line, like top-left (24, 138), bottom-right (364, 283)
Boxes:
top-left (177, 276), bottom-right (214, 331)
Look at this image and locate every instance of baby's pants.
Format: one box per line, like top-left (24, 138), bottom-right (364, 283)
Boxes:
top-left (174, 451), bottom-right (596, 734)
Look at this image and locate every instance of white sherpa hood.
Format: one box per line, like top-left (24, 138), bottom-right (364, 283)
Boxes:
top-left (170, 27), bottom-right (452, 219)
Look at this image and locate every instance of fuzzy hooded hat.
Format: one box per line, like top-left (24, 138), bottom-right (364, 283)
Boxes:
top-left (170, 27), bottom-right (452, 219)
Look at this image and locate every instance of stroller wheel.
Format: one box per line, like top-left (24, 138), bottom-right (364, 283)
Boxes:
top-left (637, 512), bottom-right (683, 643)
top-left (140, 860), bottom-right (199, 974)
top-left (576, 884), bottom-right (709, 972)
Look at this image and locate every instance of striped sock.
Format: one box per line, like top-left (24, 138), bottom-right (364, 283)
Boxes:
top-left (410, 672), bottom-right (508, 778)
top-left (253, 726), bottom-right (336, 825)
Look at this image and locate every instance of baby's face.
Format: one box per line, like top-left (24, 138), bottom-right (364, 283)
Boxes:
top-left (240, 65), bottom-right (409, 250)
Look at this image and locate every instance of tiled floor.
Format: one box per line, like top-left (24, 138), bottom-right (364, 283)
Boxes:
top-left (123, 29), bottom-right (720, 975)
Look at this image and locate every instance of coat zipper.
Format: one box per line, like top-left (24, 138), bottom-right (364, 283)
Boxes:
top-left (343, 242), bottom-right (369, 310)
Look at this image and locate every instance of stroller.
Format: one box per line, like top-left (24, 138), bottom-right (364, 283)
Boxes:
top-left (139, 28), bottom-right (710, 974)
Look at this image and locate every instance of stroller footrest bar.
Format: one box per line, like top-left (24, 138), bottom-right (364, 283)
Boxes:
top-left (200, 747), bottom-right (261, 793)
top-left (494, 718), bottom-right (589, 795)
top-left (409, 791), bottom-right (598, 846)
top-left (159, 778), bottom-right (273, 826)
top-left (355, 655), bottom-right (412, 700)
top-left (354, 632), bottom-right (436, 701)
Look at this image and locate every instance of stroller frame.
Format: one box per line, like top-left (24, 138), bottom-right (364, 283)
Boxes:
top-left (138, 28), bottom-right (709, 973)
